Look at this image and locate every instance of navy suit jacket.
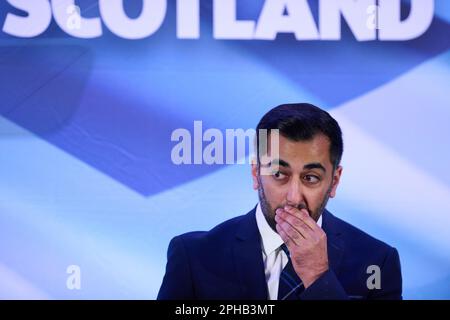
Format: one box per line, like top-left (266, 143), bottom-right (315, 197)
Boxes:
top-left (157, 207), bottom-right (402, 300)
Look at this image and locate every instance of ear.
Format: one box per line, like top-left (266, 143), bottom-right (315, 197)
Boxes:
top-left (251, 163), bottom-right (260, 190)
top-left (329, 165), bottom-right (343, 198)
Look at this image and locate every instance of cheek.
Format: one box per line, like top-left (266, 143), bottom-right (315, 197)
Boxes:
top-left (261, 180), bottom-right (285, 205)
top-left (303, 188), bottom-right (328, 209)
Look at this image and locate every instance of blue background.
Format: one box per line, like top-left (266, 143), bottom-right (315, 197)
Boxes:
top-left (0, 0), bottom-right (449, 299)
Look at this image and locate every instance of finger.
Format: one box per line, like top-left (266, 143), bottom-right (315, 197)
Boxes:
top-left (276, 223), bottom-right (299, 252)
top-left (275, 223), bottom-right (292, 247)
top-left (275, 214), bottom-right (303, 246)
top-left (284, 206), bottom-right (321, 232)
top-left (276, 209), bottom-right (312, 239)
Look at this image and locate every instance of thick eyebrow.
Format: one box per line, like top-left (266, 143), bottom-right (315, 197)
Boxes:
top-left (263, 158), bottom-right (290, 168)
top-left (262, 159), bottom-right (326, 172)
top-left (303, 162), bottom-right (326, 172)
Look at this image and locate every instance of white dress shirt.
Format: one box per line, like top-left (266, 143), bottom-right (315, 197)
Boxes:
top-left (255, 203), bottom-right (322, 300)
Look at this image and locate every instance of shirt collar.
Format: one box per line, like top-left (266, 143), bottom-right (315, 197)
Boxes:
top-left (255, 203), bottom-right (323, 256)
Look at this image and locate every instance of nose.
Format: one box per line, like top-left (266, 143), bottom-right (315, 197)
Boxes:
top-left (286, 178), bottom-right (305, 208)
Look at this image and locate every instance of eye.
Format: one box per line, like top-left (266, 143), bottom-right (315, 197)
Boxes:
top-left (303, 174), bottom-right (320, 184)
top-left (272, 170), bottom-right (287, 180)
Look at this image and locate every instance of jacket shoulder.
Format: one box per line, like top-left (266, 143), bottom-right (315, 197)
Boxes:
top-left (327, 212), bottom-right (397, 259)
top-left (173, 212), bottom-right (249, 251)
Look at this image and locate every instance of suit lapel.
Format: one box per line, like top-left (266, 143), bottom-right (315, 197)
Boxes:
top-left (322, 209), bottom-right (345, 275)
top-left (232, 207), bottom-right (268, 299)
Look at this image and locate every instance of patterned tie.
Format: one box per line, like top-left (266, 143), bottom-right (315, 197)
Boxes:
top-left (277, 244), bottom-right (304, 300)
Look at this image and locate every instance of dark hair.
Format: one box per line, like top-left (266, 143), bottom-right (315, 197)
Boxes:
top-left (256, 103), bottom-right (343, 169)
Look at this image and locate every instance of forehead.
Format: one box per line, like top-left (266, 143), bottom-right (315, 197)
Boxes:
top-left (274, 134), bottom-right (332, 169)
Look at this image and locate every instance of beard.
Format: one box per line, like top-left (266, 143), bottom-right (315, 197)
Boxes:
top-left (257, 173), bottom-right (332, 232)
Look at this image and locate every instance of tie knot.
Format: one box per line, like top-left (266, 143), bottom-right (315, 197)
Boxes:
top-left (280, 244), bottom-right (290, 257)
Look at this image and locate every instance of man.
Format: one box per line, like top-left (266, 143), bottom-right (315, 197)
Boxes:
top-left (158, 103), bottom-right (402, 300)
